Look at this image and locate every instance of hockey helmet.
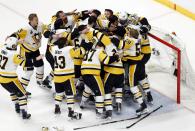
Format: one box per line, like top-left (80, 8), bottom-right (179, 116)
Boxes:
top-left (5, 37), bottom-right (18, 50)
top-left (118, 12), bottom-right (128, 25)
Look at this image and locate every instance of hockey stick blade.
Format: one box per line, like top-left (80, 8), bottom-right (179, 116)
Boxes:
top-left (73, 115), bottom-right (140, 130)
top-left (126, 105), bottom-right (163, 129)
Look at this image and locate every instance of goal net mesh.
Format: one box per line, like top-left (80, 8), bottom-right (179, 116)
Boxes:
top-left (146, 26), bottom-right (195, 103)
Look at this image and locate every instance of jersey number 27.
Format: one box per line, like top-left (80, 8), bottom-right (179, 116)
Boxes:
top-left (0, 55), bottom-right (8, 69)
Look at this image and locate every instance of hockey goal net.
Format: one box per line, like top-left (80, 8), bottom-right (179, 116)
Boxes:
top-left (146, 26), bottom-right (195, 104)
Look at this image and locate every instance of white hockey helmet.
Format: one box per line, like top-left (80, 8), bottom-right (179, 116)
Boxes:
top-left (118, 12), bottom-right (128, 25)
top-left (5, 37), bottom-right (18, 50)
top-left (118, 12), bottom-right (128, 21)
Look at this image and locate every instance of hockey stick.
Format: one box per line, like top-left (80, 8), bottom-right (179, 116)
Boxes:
top-left (73, 115), bottom-right (140, 130)
top-left (126, 105), bottom-right (163, 129)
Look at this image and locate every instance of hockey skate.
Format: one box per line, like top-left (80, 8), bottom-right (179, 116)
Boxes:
top-left (42, 76), bottom-right (52, 89)
top-left (15, 103), bottom-right (20, 113)
top-left (68, 108), bottom-right (82, 120)
top-left (95, 109), bottom-right (104, 119)
top-left (80, 100), bottom-right (88, 109)
top-left (37, 81), bottom-right (43, 88)
top-left (116, 102), bottom-right (122, 113)
top-left (147, 92), bottom-right (153, 103)
top-left (103, 110), bottom-right (112, 120)
top-left (21, 109), bottom-right (31, 119)
top-left (26, 91), bottom-right (32, 98)
top-left (54, 105), bottom-right (61, 114)
top-left (136, 102), bottom-right (148, 116)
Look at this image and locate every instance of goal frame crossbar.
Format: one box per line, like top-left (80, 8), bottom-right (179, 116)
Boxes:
top-left (148, 33), bottom-right (181, 104)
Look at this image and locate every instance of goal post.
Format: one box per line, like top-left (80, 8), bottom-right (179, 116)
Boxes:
top-left (148, 32), bottom-right (181, 104)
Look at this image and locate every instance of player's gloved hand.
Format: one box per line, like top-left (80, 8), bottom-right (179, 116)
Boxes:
top-left (110, 53), bottom-right (120, 63)
top-left (111, 37), bottom-right (120, 47)
top-left (71, 28), bottom-right (80, 40)
top-left (140, 25), bottom-right (150, 35)
top-left (43, 30), bottom-right (54, 38)
top-left (80, 40), bottom-right (93, 51)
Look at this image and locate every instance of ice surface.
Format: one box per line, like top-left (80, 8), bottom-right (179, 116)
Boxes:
top-left (0, 0), bottom-right (195, 131)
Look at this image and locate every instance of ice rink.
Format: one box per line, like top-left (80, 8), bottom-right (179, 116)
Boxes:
top-left (0, 0), bottom-right (195, 130)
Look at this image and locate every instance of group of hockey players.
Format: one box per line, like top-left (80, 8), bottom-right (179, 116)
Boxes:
top-left (0, 9), bottom-right (153, 120)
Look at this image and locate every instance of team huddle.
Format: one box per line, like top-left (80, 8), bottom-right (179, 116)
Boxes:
top-left (0, 9), bottom-right (153, 120)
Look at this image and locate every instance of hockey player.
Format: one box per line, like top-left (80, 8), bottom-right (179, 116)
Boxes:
top-left (0, 37), bottom-right (31, 119)
top-left (75, 24), bottom-right (124, 100)
top-left (126, 14), bottom-right (153, 103)
top-left (99, 9), bottom-right (113, 20)
top-left (42, 10), bottom-right (89, 89)
top-left (139, 34), bottom-right (153, 103)
top-left (76, 24), bottom-right (114, 48)
top-left (41, 11), bottom-right (67, 89)
top-left (10, 13), bottom-right (48, 95)
top-left (96, 9), bottom-right (113, 31)
top-left (50, 37), bottom-right (82, 120)
top-left (72, 16), bottom-right (98, 94)
top-left (128, 13), bottom-right (151, 35)
top-left (50, 10), bottom-right (81, 33)
top-left (75, 23), bottom-right (114, 89)
top-left (80, 40), bottom-right (120, 118)
top-left (117, 11), bottom-right (129, 27)
top-left (103, 15), bottom-right (126, 38)
top-left (42, 18), bottom-right (74, 89)
top-left (103, 40), bottom-right (124, 119)
top-left (111, 28), bottom-right (148, 115)
top-left (97, 15), bottom-right (110, 31)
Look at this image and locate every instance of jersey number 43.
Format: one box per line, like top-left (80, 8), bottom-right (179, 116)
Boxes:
top-left (54, 56), bottom-right (66, 69)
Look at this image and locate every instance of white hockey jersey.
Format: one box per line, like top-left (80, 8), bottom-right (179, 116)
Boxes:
top-left (119, 35), bottom-right (143, 61)
top-left (0, 46), bottom-right (25, 82)
top-left (50, 45), bottom-right (79, 82)
top-left (81, 48), bottom-right (109, 75)
top-left (16, 22), bottom-right (47, 52)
